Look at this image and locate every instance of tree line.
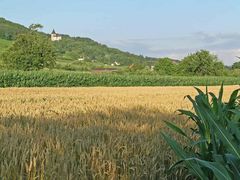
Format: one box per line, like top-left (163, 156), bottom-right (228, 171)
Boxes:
top-left (130, 51), bottom-right (240, 76)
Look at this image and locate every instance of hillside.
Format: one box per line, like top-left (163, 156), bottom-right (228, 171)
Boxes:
top-left (54, 36), bottom-right (158, 68)
top-left (0, 18), bottom-right (28, 40)
top-left (0, 17), bottom-right (157, 70)
top-left (0, 38), bottom-right (12, 55)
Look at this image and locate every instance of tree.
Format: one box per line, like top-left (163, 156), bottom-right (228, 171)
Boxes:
top-left (232, 57), bottom-right (240, 69)
top-left (179, 50), bottom-right (225, 76)
top-left (29, 24), bottom-right (43, 31)
top-left (154, 57), bottom-right (176, 75)
top-left (2, 32), bottom-right (56, 71)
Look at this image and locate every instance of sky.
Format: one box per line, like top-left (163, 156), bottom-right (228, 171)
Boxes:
top-left (1, 0), bottom-right (240, 65)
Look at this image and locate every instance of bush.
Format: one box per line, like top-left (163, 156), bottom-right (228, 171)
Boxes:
top-left (232, 61), bottom-right (240, 69)
top-left (227, 69), bottom-right (240, 77)
top-left (154, 58), bottom-right (176, 75)
top-left (162, 85), bottom-right (240, 179)
top-left (2, 32), bottom-right (56, 71)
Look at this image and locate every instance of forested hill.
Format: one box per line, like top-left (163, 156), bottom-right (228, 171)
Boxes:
top-left (0, 17), bottom-right (157, 65)
top-left (54, 35), bottom-right (158, 65)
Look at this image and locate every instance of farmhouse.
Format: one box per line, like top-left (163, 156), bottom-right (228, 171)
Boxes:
top-left (51, 29), bottom-right (62, 41)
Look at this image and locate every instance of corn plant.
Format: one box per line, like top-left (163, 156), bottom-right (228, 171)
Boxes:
top-left (162, 85), bottom-right (240, 179)
top-left (0, 70), bottom-right (240, 87)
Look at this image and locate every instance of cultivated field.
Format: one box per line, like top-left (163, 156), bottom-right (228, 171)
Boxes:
top-left (0, 86), bottom-right (238, 179)
top-left (1, 71), bottom-right (240, 87)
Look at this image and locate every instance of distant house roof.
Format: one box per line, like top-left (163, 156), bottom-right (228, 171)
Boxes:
top-left (51, 29), bottom-right (56, 34)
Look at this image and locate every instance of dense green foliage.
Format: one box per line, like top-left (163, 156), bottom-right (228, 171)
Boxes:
top-left (154, 58), bottom-right (176, 75)
top-left (178, 50), bottom-right (225, 76)
top-left (0, 71), bottom-right (239, 87)
top-left (29, 24), bottom-right (44, 31)
top-left (232, 61), bottom-right (240, 69)
top-left (163, 85), bottom-right (240, 179)
top-left (152, 51), bottom-right (230, 77)
top-left (0, 38), bottom-right (12, 55)
top-left (2, 33), bottom-right (56, 71)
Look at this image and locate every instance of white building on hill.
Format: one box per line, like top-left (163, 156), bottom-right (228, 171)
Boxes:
top-left (51, 29), bottom-right (62, 41)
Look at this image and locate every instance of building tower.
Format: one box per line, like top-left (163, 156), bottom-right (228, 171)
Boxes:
top-left (51, 29), bottom-right (62, 41)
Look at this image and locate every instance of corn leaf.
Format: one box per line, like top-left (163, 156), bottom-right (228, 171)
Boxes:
top-left (203, 108), bottom-right (240, 159)
top-left (185, 158), bottom-right (232, 180)
top-left (161, 133), bottom-right (207, 179)
top-left (163, 121), bottom-right (189, 138)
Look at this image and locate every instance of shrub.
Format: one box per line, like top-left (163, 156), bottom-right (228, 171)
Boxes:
top-left (154, 58), bottom-right (176, 75)
top-left (229, 69), bottom-right (240, 76)
top-left (162, 85), bottom-right (240, 179)
top-left (232, 61), bottom-right (240, 69)
top-left (2, 32), bottom-right (56, 71)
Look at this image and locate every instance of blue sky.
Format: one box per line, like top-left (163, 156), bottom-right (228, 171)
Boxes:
top-left (1, 0), bottom-right (240, 65)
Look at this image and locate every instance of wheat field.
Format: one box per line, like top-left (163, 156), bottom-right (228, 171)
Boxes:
top-left (0, 86), bottom-right (237, 179)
